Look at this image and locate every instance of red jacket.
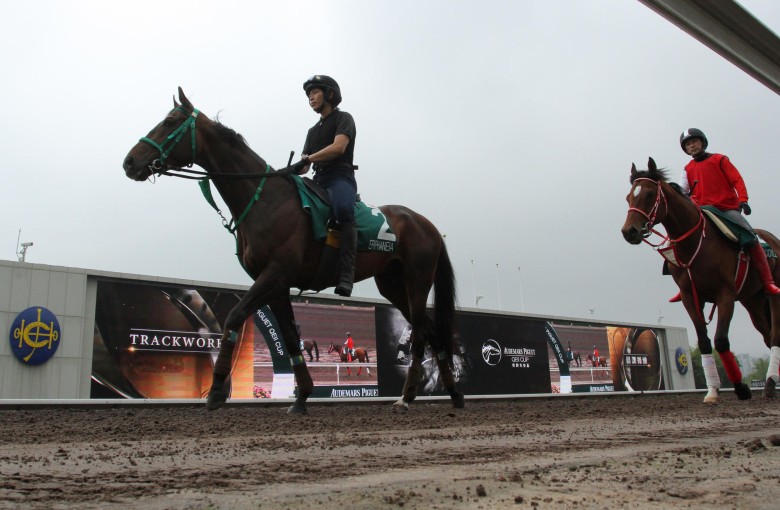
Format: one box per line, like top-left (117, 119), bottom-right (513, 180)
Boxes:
top-left (683, 153), bottom-right (748, 211)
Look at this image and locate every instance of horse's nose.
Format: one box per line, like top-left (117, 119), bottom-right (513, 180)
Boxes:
top-left (622, 226), bottom-right (641, 244)
top-left (123, 155), bottom-right (134, 171)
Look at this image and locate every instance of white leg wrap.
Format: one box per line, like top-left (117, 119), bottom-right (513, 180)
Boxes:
top-left (702, 354), bottom-right (721, 389)
top-left (767, 346), bottom-right (780, 383)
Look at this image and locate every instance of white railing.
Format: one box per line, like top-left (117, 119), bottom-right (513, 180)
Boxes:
top-left (253, 361), bottom-right (377, 385)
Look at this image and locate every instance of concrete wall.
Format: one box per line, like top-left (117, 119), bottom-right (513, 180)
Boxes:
top-left (1, 258), bottom-right (693, 398)
top-left (662, 327), bottom-right (696, 391)
top-left (0, 260), bottom-right (95, 398)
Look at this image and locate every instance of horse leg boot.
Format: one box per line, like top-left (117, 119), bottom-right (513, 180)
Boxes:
top-left (393, 354), bottom-right (423, 413)
top-left (701, 353), bottom-right (721, 404)
top-left (748, 243), bottom-right (780, 295)
top-left (288, 355), bottom-right (313, 414)
top-left (719, 350), bottom-right (752, 400)
top-left (207, 330), bottom-right (237, 411)
top-left (435, 352), bottom-right (465, 409)
top-left (334, 221), bottom-right (357, 297)
top-left (764, 346), bottom-right (780, 398)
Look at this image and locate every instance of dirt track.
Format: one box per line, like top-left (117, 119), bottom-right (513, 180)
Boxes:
top-left (1, 392), bottom-right (780, 509)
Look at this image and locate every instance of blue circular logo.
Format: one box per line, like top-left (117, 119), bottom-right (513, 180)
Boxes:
top-left (9, 307), bottom-right (61, 365)
top-left (675, 346), bottom-right (689, 375)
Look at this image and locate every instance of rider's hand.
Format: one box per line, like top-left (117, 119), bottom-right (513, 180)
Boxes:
top-left (739, 202), bottom-right (752, 215)
top-left (289, 156), bottom-right (309, 175)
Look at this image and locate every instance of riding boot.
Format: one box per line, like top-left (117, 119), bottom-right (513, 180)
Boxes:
top-left (748, 243), bottom-right (780, 295)
top-left (335, 221), bottom-right (357, 297)
top-left (669, 291), bottom-right (682, 303)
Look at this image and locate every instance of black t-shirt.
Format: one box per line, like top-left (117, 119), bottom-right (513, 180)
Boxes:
top-left (302, 109), bottom-right (356, 177)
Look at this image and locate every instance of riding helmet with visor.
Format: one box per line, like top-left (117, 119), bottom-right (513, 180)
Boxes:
top-left (303, 75), bottom-right (342, 107)
top-left (679, 128), bottom-right (708, 153)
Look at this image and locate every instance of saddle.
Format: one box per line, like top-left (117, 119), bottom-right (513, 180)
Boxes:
top-left (291, 175), bottom-right (396, 253)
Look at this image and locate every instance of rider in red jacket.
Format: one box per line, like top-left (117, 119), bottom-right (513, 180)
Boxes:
top-left (669, 129), bottom-right (780, 302)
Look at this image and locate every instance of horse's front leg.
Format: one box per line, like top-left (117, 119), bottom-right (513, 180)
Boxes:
top-left (712, 298), bottom-right (752, 400)
top-left (681, 295), bottom-right (721, 404)
top-left (267, 294), bottom-right (313, 414)
top-left (206, 272), bottom-right (286, 411)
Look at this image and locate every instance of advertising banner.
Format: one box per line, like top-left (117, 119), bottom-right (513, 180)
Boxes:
top-left (545, 322), bottom-right (666, 393)
top-left (376, 307), bottom-right (551, 397)
top-left (91, 279), bottom-right (667, 400)
top-left (92, 280), bottom-right (379, 400)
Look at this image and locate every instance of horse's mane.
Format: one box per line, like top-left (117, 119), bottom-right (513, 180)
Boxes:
top-left (212, 120), bottom-right (268, 167)
top-left (630, 166), bottom-right (688, 198)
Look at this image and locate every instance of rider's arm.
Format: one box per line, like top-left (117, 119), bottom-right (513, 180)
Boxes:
top-left (678, 170), bottom-right (690, 194)
top-left (306, 134), bottom-right (350, 164)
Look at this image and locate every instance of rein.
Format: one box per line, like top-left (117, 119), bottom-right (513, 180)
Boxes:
top-left (140, 107), bottom-right (299, 235)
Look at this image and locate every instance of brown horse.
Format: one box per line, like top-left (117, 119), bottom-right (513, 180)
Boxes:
top-left (122, 88), bottom-right (462, 414)
top-left (302, 339), bottom-right (319, 362)
top-left (621, 158), bottom-right (780, 401)
top-left (586, 354), bottom-right (608, 377)
top-left (328, 343), bottom-right (371, 376)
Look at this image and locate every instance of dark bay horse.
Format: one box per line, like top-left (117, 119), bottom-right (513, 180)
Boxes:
top-left (122, 88), bottom-right (462, 413)
top-left (302, 339), bottom-right (319, 362)
top-left (621, 158), bottom-right (780, 401)
top-left (328, 343), bottom-right (371, 376)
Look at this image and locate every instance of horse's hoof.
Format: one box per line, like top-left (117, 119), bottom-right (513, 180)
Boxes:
top-left (764, 378), bottom-right (777, 398)
top-left (451, 393), bottom-right (466, 409)
top-left (703, 392), bottom-right (719, 405)
top-left (287, 404), bottom-right (308, 415)
top-left (206, 387), bottom-right (228, 411)
top-left (734, 382), bottom-right (753, 400)
top-left (392, 399), bottom-right (409, 414)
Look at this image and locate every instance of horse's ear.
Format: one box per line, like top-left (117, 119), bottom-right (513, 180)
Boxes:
top-left (178, 86), bottom-right (193, 110)
top-left (648, 157), bottom-right (657, 171)
top-left (173, 94), bottom-right (180, 108)
top-left (631, 163), bottom-right (637, 178)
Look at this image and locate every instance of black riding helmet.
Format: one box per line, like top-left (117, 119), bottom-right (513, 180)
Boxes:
top-left (679, 128), bottom-right (709, 153)
top-left (303, 75), bottom-right (342, 107)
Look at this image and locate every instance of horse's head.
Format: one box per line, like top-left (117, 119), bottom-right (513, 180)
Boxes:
top-left (123, 87), bottom-right (201, 181)
top-left (621, 157), bottom-right (668, 244)
top-left (327, 342), bottom-right (337, 354)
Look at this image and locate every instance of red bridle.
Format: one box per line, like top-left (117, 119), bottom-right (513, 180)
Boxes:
top-left (629, 177), bottom-right (711, 321)
top-left (628, 177), bottom-right (706, 265)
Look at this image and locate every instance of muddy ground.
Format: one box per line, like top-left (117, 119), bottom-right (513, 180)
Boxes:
top-left (1, 391), bottom-right (779, 509)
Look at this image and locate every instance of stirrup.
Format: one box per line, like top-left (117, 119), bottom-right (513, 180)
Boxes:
top-left (669, 291), bottom-right (682, 303)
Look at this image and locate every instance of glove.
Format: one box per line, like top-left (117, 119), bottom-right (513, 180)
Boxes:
top-left (739, 202), bottom-right (752, 215)
top-left (286, 157), bottom-right (309, 175)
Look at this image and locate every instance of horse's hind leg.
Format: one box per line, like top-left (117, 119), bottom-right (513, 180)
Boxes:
top-left (375, 266), bottom-right (425, 412)
top-left (749, 294), bottom-right (780, 397)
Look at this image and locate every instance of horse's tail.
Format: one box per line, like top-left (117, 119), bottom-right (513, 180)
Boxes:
top-left (756, 229), bottom-right (780, 254)
top-left (433, 242), bottom-right (457, 355)
top-left (313, 340), bottom-right (319, 360)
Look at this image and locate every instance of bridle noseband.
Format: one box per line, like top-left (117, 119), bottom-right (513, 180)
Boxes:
top-left (627, 177), bottom-right (667, 241)
top-left (139, 107), bottom-right (200, 173)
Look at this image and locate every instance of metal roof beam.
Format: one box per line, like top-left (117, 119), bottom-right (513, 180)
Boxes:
top-left (638, 0), bottom-right (780, 95)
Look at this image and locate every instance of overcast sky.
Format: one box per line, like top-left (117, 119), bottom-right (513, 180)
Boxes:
top-left (3, 1), bottom-right (780, 356)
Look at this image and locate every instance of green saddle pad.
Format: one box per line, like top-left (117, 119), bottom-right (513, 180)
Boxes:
top-left (701, 205), bottom-right (776, 257)
top-left (293, 175), bottom-right (397, 253)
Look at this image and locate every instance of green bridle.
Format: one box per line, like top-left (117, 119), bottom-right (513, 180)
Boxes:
top-left (139, 107), bottom-right (200, 171)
